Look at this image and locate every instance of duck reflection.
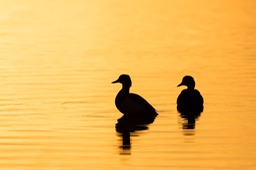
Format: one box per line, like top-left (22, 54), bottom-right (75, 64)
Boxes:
top-left (115, 114), bottom-right (156, 152)
top-left (177, 76), bottom-right (204, 129)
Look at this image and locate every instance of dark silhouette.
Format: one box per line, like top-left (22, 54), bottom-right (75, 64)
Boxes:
top-left (112, 74), bottom-right (158, 118)
top-left (112, 74), bottom-right (157, 150)
top-left (177, 75), bottom-right (204, 129)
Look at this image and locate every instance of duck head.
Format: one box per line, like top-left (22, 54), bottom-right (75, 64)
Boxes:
top-left (178, 75), bottom-right (195, 89)
top-left (112, 74), bottom-right (132, 87)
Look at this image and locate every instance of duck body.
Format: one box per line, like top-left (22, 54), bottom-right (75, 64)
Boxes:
top-left (177, 76), bottom-right (204, 119)
top-left (112, 74), bottom-right (157, 126)
top-left (177, 89), bottom-right (203, 118)
top-left (115, 89), bottom-right (157, 117)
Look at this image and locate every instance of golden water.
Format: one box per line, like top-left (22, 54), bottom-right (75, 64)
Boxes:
top-left (0, 0), bottom-right (256, 169)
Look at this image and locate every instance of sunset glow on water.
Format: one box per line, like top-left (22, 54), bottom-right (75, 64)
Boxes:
top-left (0, 0), bottom-right (256, 169)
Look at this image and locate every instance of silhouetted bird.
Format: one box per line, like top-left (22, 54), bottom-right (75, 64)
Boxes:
top-left (177, 76), bottom-right (204, 127)
top-left (112, 74), bottom-right (157, 129)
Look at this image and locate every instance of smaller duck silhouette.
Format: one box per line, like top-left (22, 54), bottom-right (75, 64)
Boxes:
top-left (112, 74), bottom-right (157, 130)
top-left (177, 75), bottom-right (204, 128)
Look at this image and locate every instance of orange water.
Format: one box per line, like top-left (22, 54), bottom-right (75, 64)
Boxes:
top-left (0, 0), bottom-right (256, 169)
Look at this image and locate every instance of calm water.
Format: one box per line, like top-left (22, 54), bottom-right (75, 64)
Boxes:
top-left (0, 0), bottom-right (256, 169)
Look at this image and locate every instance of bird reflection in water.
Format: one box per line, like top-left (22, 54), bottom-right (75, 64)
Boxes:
top-left (177, 76), bottom-right (204, 129)
top-left (115, 114), bottom-right (156, 153)
top-left (112, 74), bottom-right (158, 153)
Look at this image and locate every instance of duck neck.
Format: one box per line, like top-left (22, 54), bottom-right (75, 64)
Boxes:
top-left (187, 86), bottom-right (195, 90)
top-left (121, 84), bottom-right (130, 93)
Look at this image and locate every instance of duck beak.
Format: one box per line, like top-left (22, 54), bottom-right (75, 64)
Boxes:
top-left (112, 79), bottom-right (119, 84)
top-left (177, 82), bottom-right (183, 87)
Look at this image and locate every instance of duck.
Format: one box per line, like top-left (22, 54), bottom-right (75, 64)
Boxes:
top-left (177, 75), bottom-right (204, 121)
top-left (112, 74), bottom-right (158, 125)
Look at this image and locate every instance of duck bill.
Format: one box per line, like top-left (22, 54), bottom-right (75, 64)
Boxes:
top-left (177, 83), bottom-right (183, 87)
top-left (112, 79), bottom-right (119, 84)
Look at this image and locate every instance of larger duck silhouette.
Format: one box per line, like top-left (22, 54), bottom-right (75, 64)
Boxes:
top-left (177, 75), bottom-right (204, 129)
top-left (112, 74), bottom-right (158, 123)
top-left (112, 74), bottom-right (157, 149)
